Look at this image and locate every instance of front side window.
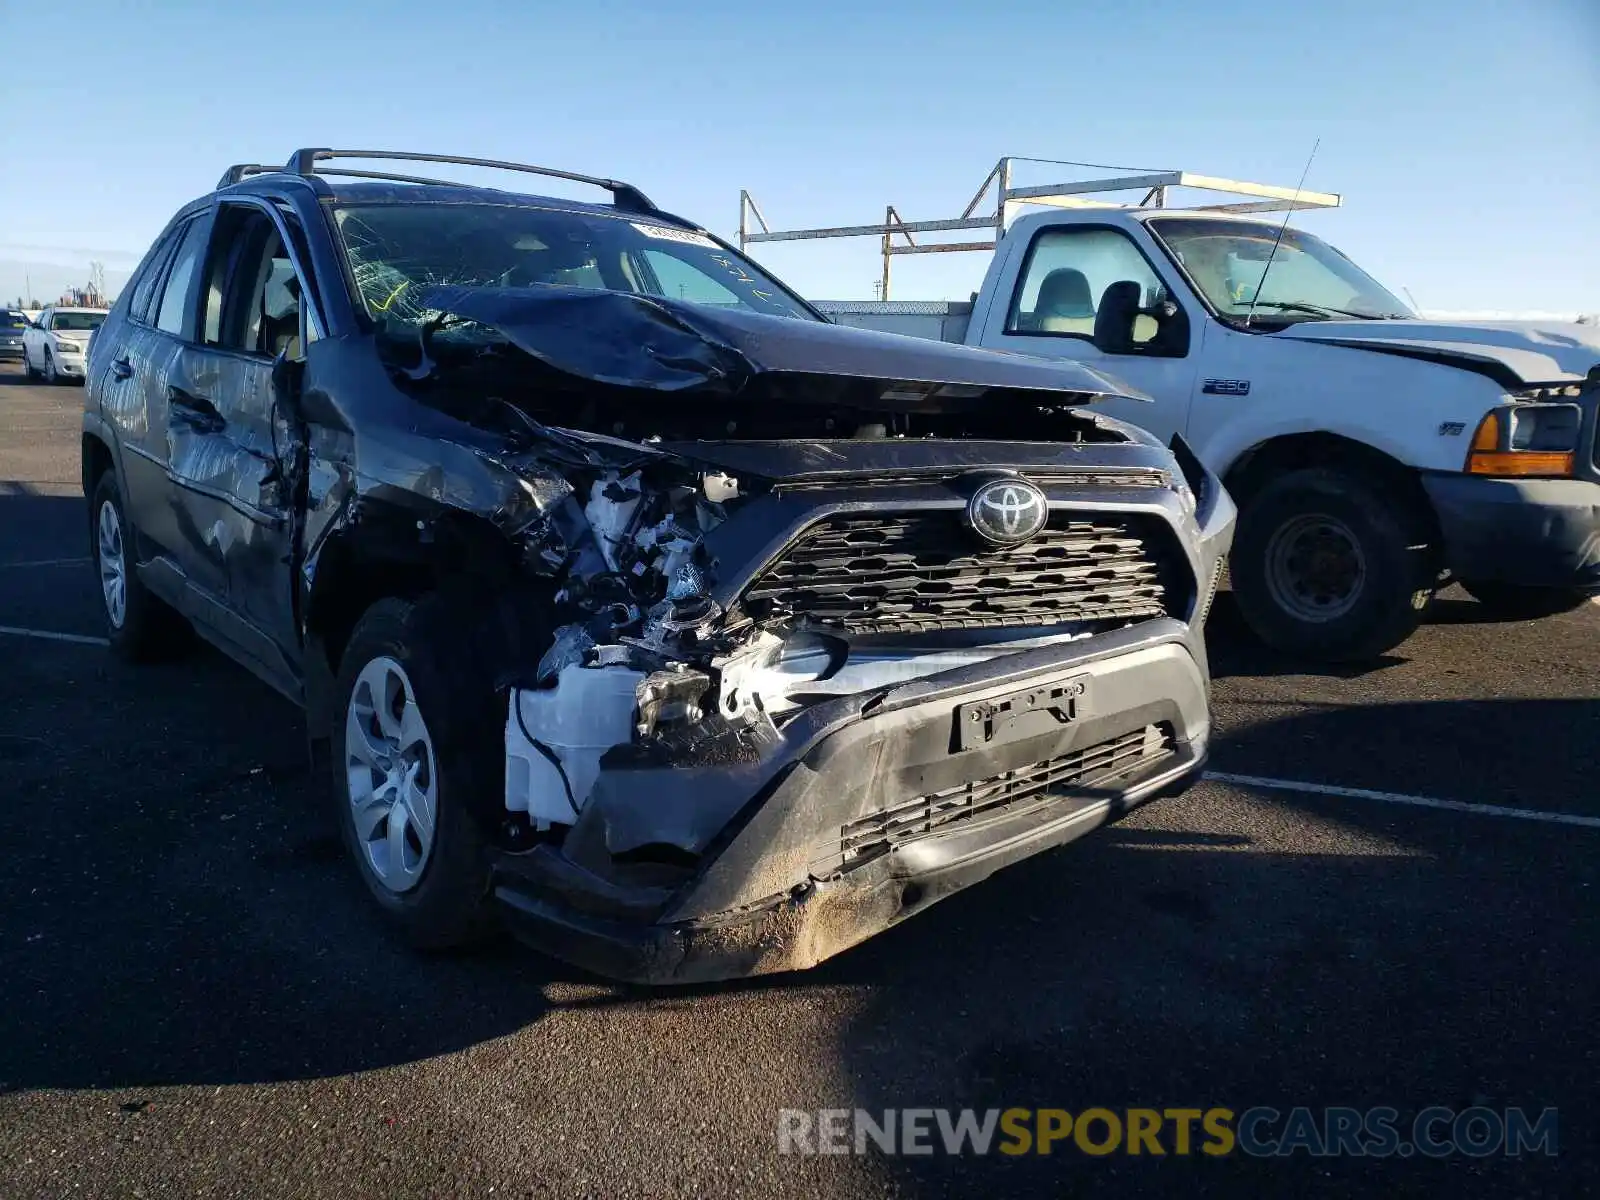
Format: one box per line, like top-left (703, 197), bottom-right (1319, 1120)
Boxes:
top-left (200, 206), bottom-right (305, 357)
top-left (1006, 227), bottom-right (1179, 353)
top-left (329, 202), bottom-right (816, 327)
top-left (1148, 217), bottom-right (1412, 323)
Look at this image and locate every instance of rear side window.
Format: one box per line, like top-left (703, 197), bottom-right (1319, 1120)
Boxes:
top-left (155, 221), bottom-right (210, 337)
top-left (128, 227), bottom-right (183, 324)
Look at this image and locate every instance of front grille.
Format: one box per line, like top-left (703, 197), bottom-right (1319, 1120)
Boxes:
top-left (825, 724), bottom-right (1175, 873)
top-left (735, 512), bottom-right (1182, 635)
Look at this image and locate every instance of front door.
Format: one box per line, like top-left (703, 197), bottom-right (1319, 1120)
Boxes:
top-left (976, 224), bottom-right (1202, 442)
top-left (162, 202), bottom-right (308, 686)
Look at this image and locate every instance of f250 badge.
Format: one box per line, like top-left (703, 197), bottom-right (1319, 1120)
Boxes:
top-left (1202, 379), bottom-right (1251, 396)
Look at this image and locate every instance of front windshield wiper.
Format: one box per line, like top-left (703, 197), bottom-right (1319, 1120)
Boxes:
top-left (1244, 300), bottom-right (1399, 320)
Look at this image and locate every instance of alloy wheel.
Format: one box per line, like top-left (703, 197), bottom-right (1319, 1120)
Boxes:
top-left (344, 656), bottom-right (439, 894)
top-left (97, 499), bottom-right (127, 630)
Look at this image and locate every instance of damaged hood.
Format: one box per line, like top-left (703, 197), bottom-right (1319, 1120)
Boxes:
top-left (421, 285), bottom-right (1147, 405)
top-left (1275, 319), bottom-right (1600, 385)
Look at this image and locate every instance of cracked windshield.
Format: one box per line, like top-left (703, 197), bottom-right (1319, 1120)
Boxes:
top-left (331, 203), bottom-right (815, 327)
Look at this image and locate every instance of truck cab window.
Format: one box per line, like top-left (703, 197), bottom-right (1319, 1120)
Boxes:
top-left (1006, 227), bottom-right (1177, 352)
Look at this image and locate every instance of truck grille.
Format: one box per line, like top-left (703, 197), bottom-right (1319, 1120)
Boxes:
top-left (824, 724), bottom-right (1175, 873)
top-left (735, 512), bottom-right (1182, 635)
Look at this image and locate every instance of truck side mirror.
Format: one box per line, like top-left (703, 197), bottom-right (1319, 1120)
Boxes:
top-left (1092, 280), bottom-right (1143, 354)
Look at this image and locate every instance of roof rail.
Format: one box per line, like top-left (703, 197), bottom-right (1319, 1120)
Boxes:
top-left (268, 149), bottom-right (660, 213)
top-left (217, 163), bottom-right (273, 187)
top-left (739, 156), bottom-right (1341, 299)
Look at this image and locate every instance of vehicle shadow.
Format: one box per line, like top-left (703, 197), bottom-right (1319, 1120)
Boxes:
top-left (0, 593), bottom-right (572, 1092)
top-left (1203, 595), bottom-right (1410, 681)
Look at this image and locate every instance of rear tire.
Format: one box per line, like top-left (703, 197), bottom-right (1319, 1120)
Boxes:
top-left (1459, 580), bottom-right (1592, 620)
top-left (331, 596), bottom-right (499, 949)
top-left (22, 347), bottom-right (39, 380)
top-left (90, 471), bottom-right (190, 661)
top-left (1232, 467), bottom-right (1434, 661)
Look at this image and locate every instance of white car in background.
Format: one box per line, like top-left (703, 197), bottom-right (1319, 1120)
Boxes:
top-left (22, 306), bottom-right (110, 384)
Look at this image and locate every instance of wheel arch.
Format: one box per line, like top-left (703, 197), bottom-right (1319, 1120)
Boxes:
top-left (1223, 432), bottom-right (1443, 548)
top-left (301, 498), bottom-right (532, 732)
top-left (81, 431), bottom-right (118, 555)
top-left (81, 431), bottom-right (116, 496)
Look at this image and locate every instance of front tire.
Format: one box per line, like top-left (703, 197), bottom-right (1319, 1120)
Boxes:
top-left (42, 349), bottom-right (58, 385)
top-left (1232, 467), bottom-right (1435, 661)
top-left (332, 597), bottom-right (497, 949)
top-left (1459, 580), bottom-right (1593, 620)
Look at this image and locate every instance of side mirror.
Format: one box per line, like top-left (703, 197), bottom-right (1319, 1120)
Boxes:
top-left (271, 349), bottom-right (305, 412)
top-left (1092, 280), bottom-right (1144, 354)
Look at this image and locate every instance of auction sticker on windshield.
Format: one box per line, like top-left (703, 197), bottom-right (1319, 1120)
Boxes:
top-left (631, 222), bottom-right (719, 248)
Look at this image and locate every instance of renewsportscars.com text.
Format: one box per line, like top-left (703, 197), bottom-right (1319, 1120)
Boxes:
top-left (778, 1106), bottom-right (1558, 1159)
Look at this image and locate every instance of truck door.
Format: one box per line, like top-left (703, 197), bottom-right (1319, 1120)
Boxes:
top-left (980, 224), bottom-right (1201, 441)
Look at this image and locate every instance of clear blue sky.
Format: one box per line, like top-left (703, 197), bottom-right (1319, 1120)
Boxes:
top-left (1, 0), bottom-right (1596, 311)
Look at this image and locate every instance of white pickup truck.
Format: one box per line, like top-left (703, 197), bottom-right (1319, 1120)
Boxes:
top-left (757, 170), bottom-right (1600, 660)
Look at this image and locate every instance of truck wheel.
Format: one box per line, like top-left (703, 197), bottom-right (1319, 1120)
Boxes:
top-left (331, 596), bottom-right (498, 949)
top-left (1232, 467), bottom-right (1434, 661)
top-left (90, 471), bottom-right (190, 661)
top-left (1459, 580), bottom-right (1592, 620)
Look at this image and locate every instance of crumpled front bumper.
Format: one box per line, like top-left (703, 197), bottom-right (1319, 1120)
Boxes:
top-left (492, 618), bottom-right (1210, 984)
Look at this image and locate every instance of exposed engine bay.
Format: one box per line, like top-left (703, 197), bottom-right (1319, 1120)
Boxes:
top-left (498, 460), bottom-right (1113, 830)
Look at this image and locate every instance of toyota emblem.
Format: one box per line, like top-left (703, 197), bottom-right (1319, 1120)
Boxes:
top-left (966, 478), bottom-right (1048, 546)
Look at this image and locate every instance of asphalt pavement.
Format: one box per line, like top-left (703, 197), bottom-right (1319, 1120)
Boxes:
top-left (1, 363), bottom-right (1595, 1198)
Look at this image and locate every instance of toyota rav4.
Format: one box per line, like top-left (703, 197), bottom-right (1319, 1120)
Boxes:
top-left (82, 150), bottom-right (1234, 983)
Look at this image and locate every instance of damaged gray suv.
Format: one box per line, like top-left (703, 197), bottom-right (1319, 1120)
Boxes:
top-left (83, 151), bottom-right (1234, 983)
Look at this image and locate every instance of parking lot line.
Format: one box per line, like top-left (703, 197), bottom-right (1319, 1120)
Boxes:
top-left (0, 624), bottom-right (110, 647)
top-left (1206, 771), bottom-right (1600, 829)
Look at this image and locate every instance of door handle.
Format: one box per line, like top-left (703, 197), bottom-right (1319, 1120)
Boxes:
top-left (168, 386), bottom-right (226, 433)
top-left (111, 357), bottom-right (133, 380)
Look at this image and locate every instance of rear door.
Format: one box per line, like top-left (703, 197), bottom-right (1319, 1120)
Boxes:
top-left (104, 213), bottom-right (214, 564)
top-left (975, 223), bottom-right (1203, 441)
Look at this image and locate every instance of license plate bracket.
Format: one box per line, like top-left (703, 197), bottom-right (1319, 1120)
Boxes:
top-left (954, 676), bottom-right (1091, 752)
